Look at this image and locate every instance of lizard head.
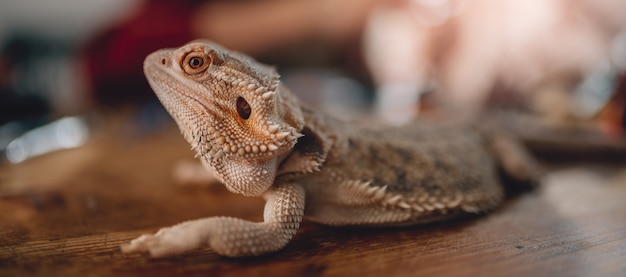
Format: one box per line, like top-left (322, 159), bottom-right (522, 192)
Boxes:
top-left (144, 40), bottom-right (304, 196)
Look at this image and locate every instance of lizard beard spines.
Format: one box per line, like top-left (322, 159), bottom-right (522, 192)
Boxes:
top-left (264, 121), bottom-right (302, 147)
top-left (275, 131), bottom-right (291, 141)
top-left (267, 124), bottom-right (280, 134)
top-left (261, 90), bottom-right (276, 101)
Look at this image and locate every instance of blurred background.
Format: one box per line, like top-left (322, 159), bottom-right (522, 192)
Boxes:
top-left (1, 0), bottom-right (625, 163)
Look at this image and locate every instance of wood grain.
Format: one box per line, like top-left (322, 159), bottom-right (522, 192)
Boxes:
top-left (1, 117), bottom-right (625, 277)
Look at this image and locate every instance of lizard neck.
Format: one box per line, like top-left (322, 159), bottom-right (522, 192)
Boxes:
top-left (300, 105), bottom-right (339, 151)
top-left (275, 104), bottom-right (339, 177)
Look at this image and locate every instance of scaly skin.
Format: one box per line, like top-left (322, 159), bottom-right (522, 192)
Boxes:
top-left (121, 40), bottom-right (542, 257)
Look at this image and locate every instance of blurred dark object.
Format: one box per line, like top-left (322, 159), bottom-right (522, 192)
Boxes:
top-left (83, 0), bottom-right (200, 106)
top-left (0, 36), bottom-right (54, 125)
top-left (0, 35), bottom-right (76, 160)
top-left (0, 93), bottom-right (48, 126)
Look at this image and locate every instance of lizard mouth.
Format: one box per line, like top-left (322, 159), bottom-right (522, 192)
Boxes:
top-left (144, 51), bottom-right (227, 161)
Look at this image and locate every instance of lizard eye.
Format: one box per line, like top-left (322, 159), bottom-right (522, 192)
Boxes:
top-left (189, 57), bottom-right (203, 68)
top-left (182, 52), bottom-right (210, 74)
top-left (236, 97), bottom-right (252, 120)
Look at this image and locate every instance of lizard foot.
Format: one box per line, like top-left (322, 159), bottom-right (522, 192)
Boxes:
top-left (121, 224), bottom-right (207, 258)
top-left (120, 184), bottom-right (305, 257)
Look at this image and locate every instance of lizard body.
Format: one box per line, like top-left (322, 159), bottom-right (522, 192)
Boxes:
top-left (121, 40), bottom-right (541, 257)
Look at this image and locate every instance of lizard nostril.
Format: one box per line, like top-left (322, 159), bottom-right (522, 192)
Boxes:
top-left (161, 58), bottom-right (167, 65)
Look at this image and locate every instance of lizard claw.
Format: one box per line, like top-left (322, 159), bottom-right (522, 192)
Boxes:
top-left (121, 233), bottom-right (165, 257)
top-left (121, 229), bottom-right (193, 258)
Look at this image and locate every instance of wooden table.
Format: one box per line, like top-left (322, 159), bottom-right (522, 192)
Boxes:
top-left (1, 113), bottom-right (625, 277)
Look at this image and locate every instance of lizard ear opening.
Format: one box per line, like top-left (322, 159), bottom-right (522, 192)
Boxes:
top-left (236, 97), bottom-right (252, 120)
top-left (277, 127), bottom-right (330, 176)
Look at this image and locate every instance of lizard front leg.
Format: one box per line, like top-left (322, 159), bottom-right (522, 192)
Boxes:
top-left (121, 183), bottom-right (305, 257)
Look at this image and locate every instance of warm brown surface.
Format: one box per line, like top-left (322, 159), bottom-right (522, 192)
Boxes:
top-left (1, 116), bottom-right (626, 277)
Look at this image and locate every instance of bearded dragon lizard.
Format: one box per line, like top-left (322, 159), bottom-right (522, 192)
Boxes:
top-left (121, 40), bottom-right (542, 258)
